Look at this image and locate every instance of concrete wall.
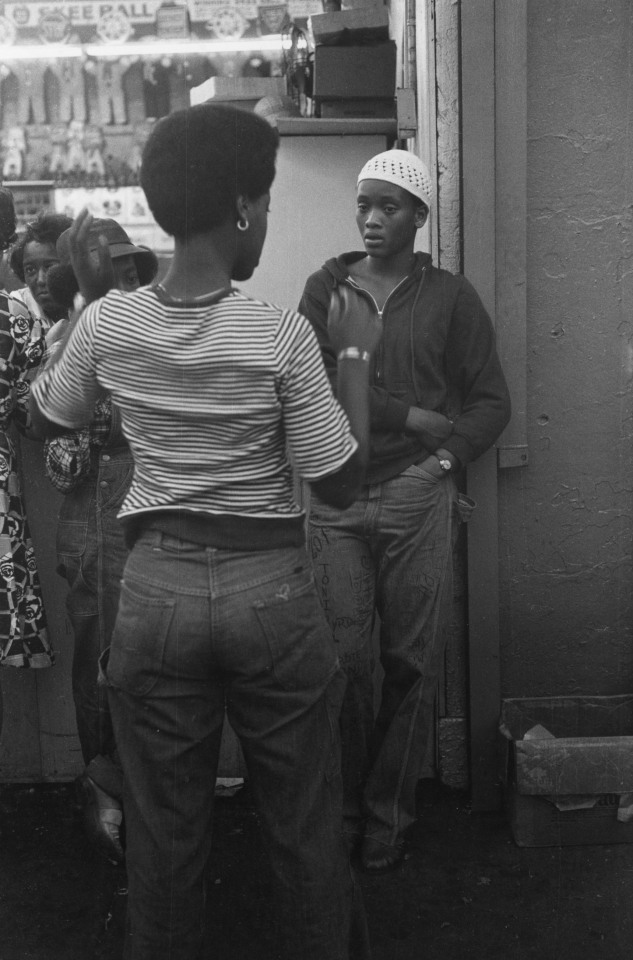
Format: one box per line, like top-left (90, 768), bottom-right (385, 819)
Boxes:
top-left (498, 0), bottom-right (633, 696)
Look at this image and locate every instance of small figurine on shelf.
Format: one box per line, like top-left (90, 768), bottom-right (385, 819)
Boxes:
top-left (1, 126), bottom-right (26, 180)
top-left (65, 119), bottom-right (86, 175)
top-left (83, 125), bottom-right (106, 180)
top-left (48, 123), bottom-right (68, 177)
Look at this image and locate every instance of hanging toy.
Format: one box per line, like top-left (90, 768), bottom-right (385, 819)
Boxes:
top-left (1, 126), bottom-right (26, 179)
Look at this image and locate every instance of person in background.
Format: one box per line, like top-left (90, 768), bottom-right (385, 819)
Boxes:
top-left (43, 221), bottom-right (158, 863)
top-left (9, 212), bottom-right (72, 330)
top-left (0, 187), bottom-right (53, 736)
top-left (0, 187), bottom-right (18, 292)
top-left (30, 103), bottom-right (381, 960)
top-left (299, 149), bottom-right (511, 873)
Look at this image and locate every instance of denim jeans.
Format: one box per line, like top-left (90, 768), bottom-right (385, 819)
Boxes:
top-left (309, 465), bottom-right (468, 847)
top-left (56, 446), bottom-right (132, 799)
top-left (103, 531), bottom-right (368, 960)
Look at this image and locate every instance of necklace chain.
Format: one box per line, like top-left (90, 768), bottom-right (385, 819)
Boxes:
top-left (155, 282), bottom-right (231, 303)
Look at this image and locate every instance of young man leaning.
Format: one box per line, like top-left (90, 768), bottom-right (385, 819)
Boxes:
top-left (299, 149), bottom-right (511, 873)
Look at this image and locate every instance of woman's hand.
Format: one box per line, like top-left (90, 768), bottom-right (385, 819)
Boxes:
top-left (67, 208), bottom-right (115, 304)
top-left (327, 285), bottom-right (382, 359)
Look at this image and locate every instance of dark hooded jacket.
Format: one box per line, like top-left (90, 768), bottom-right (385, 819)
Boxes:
top-left (298, 251), bottom-right (511, 484)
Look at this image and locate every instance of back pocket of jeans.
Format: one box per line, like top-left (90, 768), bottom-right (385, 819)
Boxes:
top-left (254, 578), bottom-right (338, 692)
top-left (107, 579), bottom-right (175, 696)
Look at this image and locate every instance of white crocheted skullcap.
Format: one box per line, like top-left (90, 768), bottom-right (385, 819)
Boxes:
top-left (357, 149), bottom-right (434, 209)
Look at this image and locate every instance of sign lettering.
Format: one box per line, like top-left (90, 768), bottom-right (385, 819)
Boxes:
top-left (4, 1), bottom-right (163, 27)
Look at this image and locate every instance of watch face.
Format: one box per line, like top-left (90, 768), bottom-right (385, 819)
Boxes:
top-left (439, 459), bottom-right (451, 471)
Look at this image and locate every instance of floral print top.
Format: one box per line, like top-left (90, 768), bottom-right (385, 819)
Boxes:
top-left (0, 292), bottom-right (53, 668)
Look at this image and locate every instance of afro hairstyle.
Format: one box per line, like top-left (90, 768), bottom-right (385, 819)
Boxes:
top-left (140, 103), bottom-right (279, 240)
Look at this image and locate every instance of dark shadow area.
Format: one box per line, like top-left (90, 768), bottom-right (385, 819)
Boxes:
top-left (1, 780), bottom-right (631, 960)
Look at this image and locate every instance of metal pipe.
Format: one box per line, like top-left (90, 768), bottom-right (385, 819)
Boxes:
top-left (405, 0), bottom-right (417, 91)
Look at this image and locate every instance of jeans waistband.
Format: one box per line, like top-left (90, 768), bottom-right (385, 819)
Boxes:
top-left (123, 510), bottom-right (306, 552)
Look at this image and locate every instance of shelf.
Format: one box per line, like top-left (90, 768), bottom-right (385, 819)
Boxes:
top-left (4, 181), bottom-right (54, 188)
top-left (276, 118), bottom-right (398, 137)
top-left (0, 38), bottom-right (284, 61)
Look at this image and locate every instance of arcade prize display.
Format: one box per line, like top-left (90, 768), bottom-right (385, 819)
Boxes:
top-left (0, 0), bottom-right (322, 244)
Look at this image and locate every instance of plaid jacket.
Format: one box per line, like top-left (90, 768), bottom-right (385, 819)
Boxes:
top-left (44, 396), bottom-right (116, 494)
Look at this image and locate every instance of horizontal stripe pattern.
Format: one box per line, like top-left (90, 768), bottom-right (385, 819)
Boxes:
top-left (33, 287), bottom-right (357, 519)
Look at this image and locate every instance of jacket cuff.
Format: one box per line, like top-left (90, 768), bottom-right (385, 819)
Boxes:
top-left (442, 434), bottom-right (476, 468)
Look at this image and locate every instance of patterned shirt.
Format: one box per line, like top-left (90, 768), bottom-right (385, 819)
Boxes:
top-left (0, 295), bottom-right (46, 436)
top-left (32, 285), bottom-right (356, 521)
top-left (0, 293), bottom-right (53, 668)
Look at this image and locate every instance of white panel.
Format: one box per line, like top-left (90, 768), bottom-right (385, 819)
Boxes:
top-left (241, 134), bottom-right (390, 311)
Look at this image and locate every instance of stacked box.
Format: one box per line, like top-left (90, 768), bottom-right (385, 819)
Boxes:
top-left (310, 4), bottom-right (391, 46)
top-left (190, 77), bottom-right (286, 111)
top-left (309, 4), bottom-right (395, 120)
top-left (499, 695), bottom-right (633, 846)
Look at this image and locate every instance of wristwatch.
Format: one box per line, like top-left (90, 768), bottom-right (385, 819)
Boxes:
top-left (435, 456), bottom-right (452, 473)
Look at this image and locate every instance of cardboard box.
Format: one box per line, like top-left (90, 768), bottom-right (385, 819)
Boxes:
top-left (499, 695), bottom-right (633, 846)
top-left (312, 42), bottom-right (396, 101)
top-left (506, 791), bottom-right (633, 847)
top-left (190, 77), bottom-right (286, 109)
top-left (309, 4), bottom-right (389, 46)
top-left (318, 98), bottom-right (395, 119)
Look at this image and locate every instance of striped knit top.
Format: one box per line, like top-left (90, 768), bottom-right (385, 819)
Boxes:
top-left (32, 285), bottom-right (357, 523)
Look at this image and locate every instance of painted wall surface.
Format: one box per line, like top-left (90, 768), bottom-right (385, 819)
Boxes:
top-left (498, 1), bottom-right (633, 695)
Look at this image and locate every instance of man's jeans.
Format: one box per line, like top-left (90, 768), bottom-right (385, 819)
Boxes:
top-left (309, 465), bottom-right (469, 847)
top-left (104, 531), bottom-right (368, 960)
top-left (56, 446), bottom-right (132, 799)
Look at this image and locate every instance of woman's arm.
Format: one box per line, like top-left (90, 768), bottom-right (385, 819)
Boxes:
top-left (309, 287), bottom-right (381, 509)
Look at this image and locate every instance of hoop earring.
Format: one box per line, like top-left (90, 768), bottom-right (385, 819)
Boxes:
top-left (237, 217), bottom-right (249, 232)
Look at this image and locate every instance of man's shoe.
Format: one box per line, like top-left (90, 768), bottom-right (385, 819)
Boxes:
top-left (359, 836), bottom-right (404, 874)
top-left (75, 774), bottom-right (125, 864)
